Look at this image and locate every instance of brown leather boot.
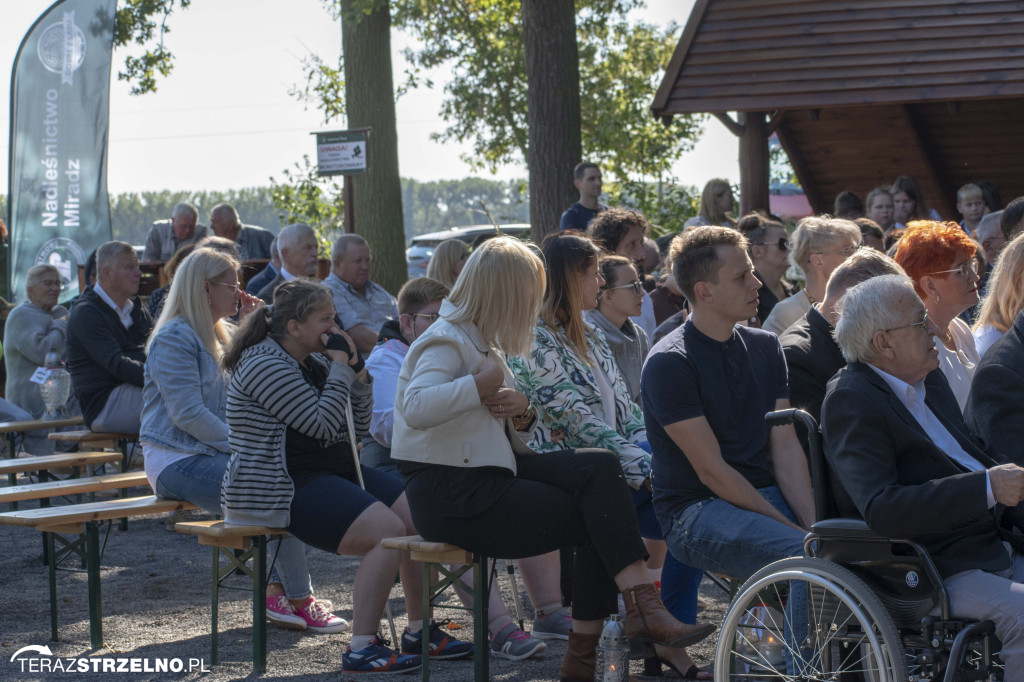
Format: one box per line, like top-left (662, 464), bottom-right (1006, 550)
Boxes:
top-left (622, 583), bottom-right (716, 649)
top-left (560, 631), bottom-right (600, 682)
top-left (560, 630), bottom-right (642, 682)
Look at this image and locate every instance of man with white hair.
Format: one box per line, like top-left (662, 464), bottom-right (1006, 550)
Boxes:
top-left (255, 223), bottom-right (319, 303)
top-left (323, 234), bottom-right (398, 354)
top-left (142, 201), bottom-right (208, 262)
top-left (209, 203), bottom-right (274, 261)
top-left (822, 274), bottom-right (1024, 679)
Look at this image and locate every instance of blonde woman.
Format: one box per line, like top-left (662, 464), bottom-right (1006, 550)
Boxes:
top-left (973, 234), bottom-right (1024, 358)
top-left (684, 179), bottom-right (735, 229)
top-left (425, 238), bottom-right (469, 288)
top-left (393, 237), bottom-right (713, 681)
top-left (763, 216), bottom-right (862, 336)
top-left (142, 250), bottom-right (346, 635)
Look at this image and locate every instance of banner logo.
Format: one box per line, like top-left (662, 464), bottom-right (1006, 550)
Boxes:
top-left (36, 237), bottom-right (87, 290)
top-left (37, 11), bottom-right (86, 85)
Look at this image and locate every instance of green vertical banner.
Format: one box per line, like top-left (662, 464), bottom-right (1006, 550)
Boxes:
top-left (8, 0), bottom-right (116, 304)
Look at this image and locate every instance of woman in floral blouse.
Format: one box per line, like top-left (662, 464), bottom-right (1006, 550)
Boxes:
top-left (509, 232), bottom-right (708, 678)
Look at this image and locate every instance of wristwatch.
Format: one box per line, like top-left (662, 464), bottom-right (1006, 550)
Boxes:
top-left (511, 404), bottom-right (537, 431)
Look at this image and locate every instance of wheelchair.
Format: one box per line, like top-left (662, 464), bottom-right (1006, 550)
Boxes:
top-left (713, 408), bottom-right (1003, 682)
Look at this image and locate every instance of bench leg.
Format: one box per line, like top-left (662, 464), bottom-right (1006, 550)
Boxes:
top-left (210, 546), bottom-right (219, 665)
top-left (252, 535), bottom-right (268, 675)
top-left (473, 555), bottom-right (489, 682)
top-left (422, 563), bottom-right (432, 682)
top-left (47, 532), bottom-right (58, 641)
top-left (85, 521), bottom-right (103, 649)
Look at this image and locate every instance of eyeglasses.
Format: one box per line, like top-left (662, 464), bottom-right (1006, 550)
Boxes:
top-left (751, 238), bottom-right (789, 252)
top-left (928, 257), bottom-right (980, 279)
top-left (410, 312), bottom-right (441, 322)
top-left (883, 312), bottom-right (930, 334)
top-left (601, 280), bottom-right (643, 295)
top-left (212, 281), bottom-right (242, 293)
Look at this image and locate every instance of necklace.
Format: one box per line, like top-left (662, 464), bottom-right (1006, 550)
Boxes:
top-left (803, 289), bottom-right (816, 306)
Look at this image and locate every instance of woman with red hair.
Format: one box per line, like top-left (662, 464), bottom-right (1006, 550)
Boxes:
top-left (894, 221), bottom-right (981, 411)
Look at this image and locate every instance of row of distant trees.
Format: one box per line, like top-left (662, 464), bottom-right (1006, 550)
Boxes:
top-left (7, 172), bottom-right (703, 253)
top-left (0, 177), bottom-right (532, 250)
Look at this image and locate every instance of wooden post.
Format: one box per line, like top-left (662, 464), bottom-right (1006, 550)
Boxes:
top-left (343, 176), bottom-right (355, 234)
top-left (738, 111), bottom-right (770, 215)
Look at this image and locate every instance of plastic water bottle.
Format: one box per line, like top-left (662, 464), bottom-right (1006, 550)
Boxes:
top-left (40, 349), bottom-right (70, 420)
top-left (595, 613), bottom-right (629, 682)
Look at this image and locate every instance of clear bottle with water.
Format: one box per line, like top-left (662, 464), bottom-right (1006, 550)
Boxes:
top-left (40, 348), bottom-right (70, 420)
top-left (595, 613), bottom-right (629, 682)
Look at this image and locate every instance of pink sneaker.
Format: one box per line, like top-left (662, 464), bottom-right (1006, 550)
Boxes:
top-left (266, 594), bottom-right (306, 630)
top-left (294, 597), bottom-right (349, 634)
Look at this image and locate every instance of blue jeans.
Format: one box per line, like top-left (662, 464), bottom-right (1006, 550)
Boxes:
top-left (665, 486), bottom-right (807, 670)
top-left (156, 453), bottom-right (312, 600)
top-left (632, 485), bottom-right (703, 624)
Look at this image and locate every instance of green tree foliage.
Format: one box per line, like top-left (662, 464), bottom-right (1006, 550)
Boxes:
top-left (113, 0), bottom-right (191, 95)
top-left (269, 155), bottom-right (344, 256)
top-left (390, 1), bottom-right (704, 182)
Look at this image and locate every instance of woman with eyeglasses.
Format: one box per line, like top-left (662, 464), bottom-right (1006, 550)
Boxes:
top-left (763, 216), bottom-right (863, 336)
top-left (894, 221), bottom-right (982, 411)
top-left (425, 238), bottom-right (469, 289)
top-left (510, 232), bottom-right (712, 678)
top-left (585, 254), bottom-right (649, 404)
top-left (141, 250), bottom-right (349, 635)
top-left (738, 212), bottom-right (796, 325)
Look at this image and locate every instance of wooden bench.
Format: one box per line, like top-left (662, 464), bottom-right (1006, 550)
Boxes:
top-left (49, 429), bottom-right (140, 470)
top-left (175, 520), bottom-right (289, 674)
top-left (0, 495), bottom-right (197, 648)
top-left (381, 535), bottom-right (490, 682)
top-left (0, 470), bottom-right (148, 505)
top-left (0, 451), bottom-right (123, 493)
top-left (0, 416), bottom-right (84, 458)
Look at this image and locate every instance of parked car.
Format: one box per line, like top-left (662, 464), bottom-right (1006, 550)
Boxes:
top-left (406, 224), bottom-right (530, 279)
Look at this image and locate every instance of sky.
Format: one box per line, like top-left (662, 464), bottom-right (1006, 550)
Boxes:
top-left (0, 0), bottom-right (739, 198)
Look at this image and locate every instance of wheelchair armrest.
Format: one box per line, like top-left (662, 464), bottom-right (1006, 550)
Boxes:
top-left (810, 517), bottom-right (887, 540)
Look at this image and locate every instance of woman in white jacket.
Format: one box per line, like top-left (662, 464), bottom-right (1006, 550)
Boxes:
top-left (392, 237), bottom-right (714, 682)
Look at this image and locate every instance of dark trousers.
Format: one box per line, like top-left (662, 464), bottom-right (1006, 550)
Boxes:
top-left (403, 449), bottom-right (648, 621)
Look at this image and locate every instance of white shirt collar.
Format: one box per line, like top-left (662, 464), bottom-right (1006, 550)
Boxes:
top-left (279, 267), bottom-right (297, 282)
top-left (93, 283), bottom-right (134, 329)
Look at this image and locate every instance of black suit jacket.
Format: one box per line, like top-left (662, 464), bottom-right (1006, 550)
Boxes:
top-left (965, 309), bottom-right (1024, 464)
top-left (822, 362), bottom-right (1024, 578)
top-left (780, 306), bottom-right (845, 429)
top-left (256, 272), bottom-right (284, 304)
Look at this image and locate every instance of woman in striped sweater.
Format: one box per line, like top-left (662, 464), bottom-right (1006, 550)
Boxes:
top-left (220, 280), bottom-right (465, 675)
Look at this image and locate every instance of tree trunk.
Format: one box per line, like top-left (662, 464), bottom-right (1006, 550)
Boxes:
top-left (522, 0), bottom-right (581, 243)
top-left (341, 0), bottom-right (406, 294)
top-left (738, 111), bottom-right (770, 216)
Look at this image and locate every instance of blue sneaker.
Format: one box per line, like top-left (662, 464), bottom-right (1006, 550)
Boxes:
top-left (342, 636), bottom-right (421, 674)
top-left (400, 621), bottom-right (473, 660)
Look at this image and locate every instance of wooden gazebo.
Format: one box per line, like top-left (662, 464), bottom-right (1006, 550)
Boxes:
top-left (652, 0), bottom-right (1024, 216)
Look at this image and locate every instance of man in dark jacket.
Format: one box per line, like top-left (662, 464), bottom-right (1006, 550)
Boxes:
top-left (781, 248), bottom-right (903, 453)
top-left (965, 308), bottom-right (1024, 463)
top-left (67, 241), bottom-right (153, 433)
top-left (823, 274), bottom-right (1024, 676)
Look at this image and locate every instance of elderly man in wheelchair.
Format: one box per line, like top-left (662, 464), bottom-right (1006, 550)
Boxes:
top-left (716, 273), bottom-right (1024, 681)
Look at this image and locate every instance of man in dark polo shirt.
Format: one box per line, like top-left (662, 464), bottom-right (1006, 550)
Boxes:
top-left (641, 226), bottom-right (814, 584)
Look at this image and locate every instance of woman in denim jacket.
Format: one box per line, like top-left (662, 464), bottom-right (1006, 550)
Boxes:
top-left (508, 233), bottom-right (709, 679)
top-left (141, 249), bottom-right (347, 635)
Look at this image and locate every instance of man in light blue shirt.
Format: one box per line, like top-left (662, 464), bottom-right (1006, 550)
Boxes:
top-left (323, 234), bottom-right (398, 354)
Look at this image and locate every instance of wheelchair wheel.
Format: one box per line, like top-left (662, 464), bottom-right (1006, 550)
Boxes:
top-left (714, 557), bottom-right (908, 682)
